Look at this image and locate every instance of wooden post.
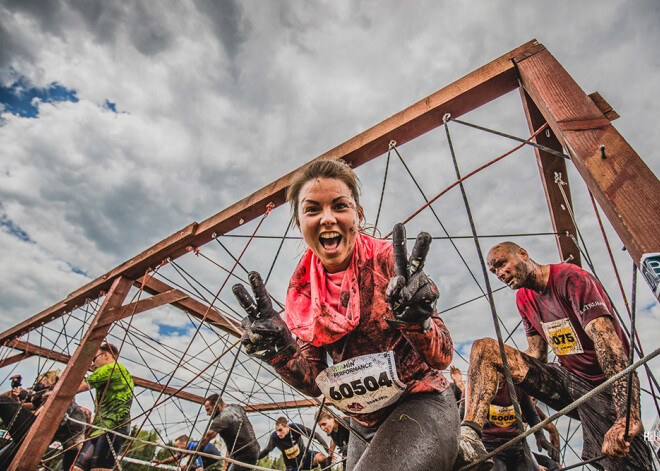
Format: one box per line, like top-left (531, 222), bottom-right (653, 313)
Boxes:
top-left (516, 47), bottom-right (660, 299)
top-left (519, 88), bottom-right (581, 266)
top-left (8, 276), bottom-right (132, 471)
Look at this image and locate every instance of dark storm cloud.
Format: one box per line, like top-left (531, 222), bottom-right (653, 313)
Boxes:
top-left (70, 0), bottom-right (175, 55)
top-left (0, 14), bottom-right (34, 72)
top-left (194, 0), bottom-right (250, 74)
top-left (2, 0), bottom-right (67, 36)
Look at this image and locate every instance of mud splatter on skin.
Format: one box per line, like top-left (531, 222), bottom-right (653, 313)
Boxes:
top-left (463, 338), bottom-right (532, 427)
top-left (585, 318), bottom-right (642, 455)
top-left (523, 261), bottom-right (546, 292)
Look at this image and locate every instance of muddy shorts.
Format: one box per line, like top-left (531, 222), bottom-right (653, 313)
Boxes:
top-left (519, 353), bottom-right (653, 471)
top-left (346, 389), bottom-right (459, 471)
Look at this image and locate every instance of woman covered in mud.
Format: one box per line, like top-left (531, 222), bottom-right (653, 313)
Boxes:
top-left (233, 159), bottom-right (458, 470)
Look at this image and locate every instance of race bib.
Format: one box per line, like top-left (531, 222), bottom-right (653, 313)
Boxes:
top-left (489, 404), bottom-right (516, 427)
top-left (315, 351), bottom-right (407, 414)
top-left (541, 318), bottom-right (584, 355)
top-left (284, 444), bottom-right (300, 459)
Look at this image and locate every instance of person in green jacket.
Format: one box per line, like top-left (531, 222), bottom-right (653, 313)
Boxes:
top-left (73, 342), bottom-right (134, 471)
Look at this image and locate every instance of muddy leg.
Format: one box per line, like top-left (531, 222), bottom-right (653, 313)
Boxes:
top-left (463, 338), bottom-right (531, 430)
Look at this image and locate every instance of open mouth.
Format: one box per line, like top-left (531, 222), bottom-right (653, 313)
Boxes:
top-left (320, 231), bottom-right (342, 251)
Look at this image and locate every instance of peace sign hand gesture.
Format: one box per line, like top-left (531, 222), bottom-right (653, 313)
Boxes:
top-left (232, 272), bottom-right (297, 367)
top-left (385, 223), bottom-right (439, 333)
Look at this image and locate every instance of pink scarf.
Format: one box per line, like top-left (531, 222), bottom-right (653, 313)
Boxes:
top-left (285, 233), bottom-right (389, 346)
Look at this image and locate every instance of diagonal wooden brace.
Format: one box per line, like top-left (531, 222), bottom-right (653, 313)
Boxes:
top-left (8, 276), bottom-right (132, 471)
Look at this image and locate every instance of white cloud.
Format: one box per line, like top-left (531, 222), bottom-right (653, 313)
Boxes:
top-left (0, 0), bottom-right (658, 463)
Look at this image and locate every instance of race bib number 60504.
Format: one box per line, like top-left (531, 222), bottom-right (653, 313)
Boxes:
top-left (315, 351), bottom-right (407, 414)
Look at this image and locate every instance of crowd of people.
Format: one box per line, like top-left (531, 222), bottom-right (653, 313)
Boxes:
top-left (0, 159), bottom-right (654, 471)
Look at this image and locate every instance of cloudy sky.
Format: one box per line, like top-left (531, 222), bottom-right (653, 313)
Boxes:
top-left (1, 0), bottom-right (659, 464)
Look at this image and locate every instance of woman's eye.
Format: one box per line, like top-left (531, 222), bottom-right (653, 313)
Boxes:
top-left (303, 206), bottom-right (318, 214)
top-left (335, 202), bottom-right (348, 209)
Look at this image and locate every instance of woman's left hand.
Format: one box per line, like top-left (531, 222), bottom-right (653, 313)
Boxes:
top-left (385, 223), bottom-right (439, 332)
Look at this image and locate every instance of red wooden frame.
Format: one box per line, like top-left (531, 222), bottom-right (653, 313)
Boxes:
top-left (4, 39), bottom-right (659, 470)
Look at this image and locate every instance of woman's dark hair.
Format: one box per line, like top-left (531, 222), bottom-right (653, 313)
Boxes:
top-left (286, 159), bottom-right (362, 226)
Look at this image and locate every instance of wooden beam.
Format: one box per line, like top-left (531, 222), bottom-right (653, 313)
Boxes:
top-left (516, 47), bottom-right (660, 299)
top-left (519, 88), bottom-right (581, 266)
top-left (245, 399), bottom-right (316, 412)
top-left (9, 276), bottom-right (132, 471)
top-left (107, 289), bottom-right (188, 321)
top-left (0, 352), bottom-right (33, 369)
top-left (132, 376), bottom-right (206, 404)
top-left (0, 223), bottom-right (198, 346)
top-left (5, 339), bottom-right (71, 364)
top-left (191, 39), bottom-right (541, 245)
top-left (0, 40), bottom-right (543, 345)
top-left (589, 91), bottom-right (619, 121)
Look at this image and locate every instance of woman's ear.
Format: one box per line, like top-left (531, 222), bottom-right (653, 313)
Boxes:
top-left (358, 206), bottom-right (365, 224)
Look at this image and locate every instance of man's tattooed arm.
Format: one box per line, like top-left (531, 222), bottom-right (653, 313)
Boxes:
top-left (585, 317), bottom-right (639, 421)
top-left (585, 316), bottom-right (641, 458)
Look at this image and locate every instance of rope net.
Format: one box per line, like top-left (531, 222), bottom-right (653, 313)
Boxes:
top-left (1, 91), bottom-right (658, 471)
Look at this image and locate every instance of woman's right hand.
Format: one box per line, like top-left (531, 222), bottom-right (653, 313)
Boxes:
top-left (232, 272), bottom-right (297, 366)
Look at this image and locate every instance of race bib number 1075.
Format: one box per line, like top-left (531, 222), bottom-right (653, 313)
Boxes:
top-left (541, 318), bottom-right (584, 356)
top-left (315, 351), bottom-right (407, 414)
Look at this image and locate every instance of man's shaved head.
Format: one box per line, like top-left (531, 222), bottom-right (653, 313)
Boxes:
top-left (486, 241), bottom-right (546, 291)
top-left (489, 241), bottom-right (521, 256)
